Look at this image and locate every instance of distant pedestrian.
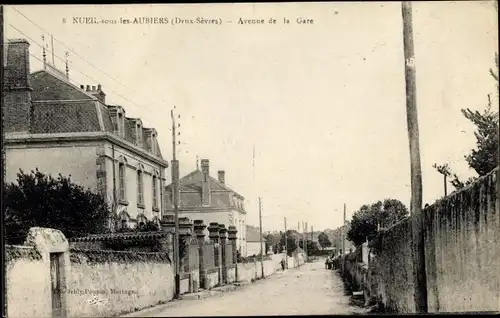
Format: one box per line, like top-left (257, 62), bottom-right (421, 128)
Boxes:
top-left (280, 258), bottom-right (286, 271)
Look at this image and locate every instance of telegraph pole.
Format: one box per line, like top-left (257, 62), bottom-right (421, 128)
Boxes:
top-left (341, 203), bottom-right (346, 275)
top-left (258, 197), bottom-right (265, 278)
top-left (1, 5), bottom-right (7, 316)
top-left (402, 1), bottom-right (427, 313)
top-left (304, 222), bottom-right (308, 259)
top-left (342, 203), bottom-right (346, 256)
top-left (284, 217), bottom-right (288, 268)
top-left (171, 107), bottom-right (181, 299)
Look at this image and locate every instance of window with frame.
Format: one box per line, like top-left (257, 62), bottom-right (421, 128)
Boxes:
top-left (137, 170), bottom-right (144, 205)
top-left (152, 175), bottom-right (158, 208)
top-left (118, 162), bottom-right (126, 201)
top-left (118, 113), bottom-right (124, 137)
top-left (136, 124), bottom-right (142, 146)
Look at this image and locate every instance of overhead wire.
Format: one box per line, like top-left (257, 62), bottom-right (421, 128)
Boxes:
top-left (6, 23), bottom-right (164, 128)
top-left (10, 6), bottom-right (169, 110)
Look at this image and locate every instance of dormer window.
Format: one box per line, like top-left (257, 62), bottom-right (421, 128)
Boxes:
top-left (136, 123), bottom-right (142, 146)
top-left (151, 133), bottom-right (157, 154)
top-left (117, 112), bottom-right (125, 138)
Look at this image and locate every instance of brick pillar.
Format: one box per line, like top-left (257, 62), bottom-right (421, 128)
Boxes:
top-left (160, 214), bottom-right (175, 261)
top-left (178, 217), bottom-right (193, 273)
top-left (179, 217), bottom-right (194, 293)
top-left (219, 224), bottom-right (228, 284)
top-left (194, 219), bottom-right (207, 289)
top-left (227, 225), bottom-right (238, 281)
top-left (207, 222), bottom-right (220, 286)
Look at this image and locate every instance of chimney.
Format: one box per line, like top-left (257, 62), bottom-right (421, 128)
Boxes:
top-left (4, 39), bottom-right (33, 133)
top-left (201, 159), bottom-right (210, 206)
top-left (91, 84), bottom-right (106, 104)
top-left (218, 170), bottom-right (225, 185)
top-left (5, 39), bottom-right (31, 90)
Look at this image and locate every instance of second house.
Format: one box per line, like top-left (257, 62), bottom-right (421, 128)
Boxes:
top-left (164, 159), bottom-right (248, 256)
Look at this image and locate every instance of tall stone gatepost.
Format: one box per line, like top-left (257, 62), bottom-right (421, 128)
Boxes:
top-left (179, 217), bottom-right (197, 293)
top-left (207, 222), bottom-right (220, 243)
top-left (25, 227), bottom-right (70, 317)
top-left (219, 224), bottom-right (228, 284)
top-left (227, 225), bottom-right (238, 283)
top-left (160, 214), bottom-right (175, 261)
top-left (193, 219), bottom-right (207, 289)
top-left (207, 222), bottom-right (221, 286)
top-left (178, 217), bottom-right (194, 269)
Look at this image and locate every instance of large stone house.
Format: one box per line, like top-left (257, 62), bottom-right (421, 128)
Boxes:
top-left (3, 38), bottom-right (169, 230)
top-left (164, 159), bottom-right (248, 256)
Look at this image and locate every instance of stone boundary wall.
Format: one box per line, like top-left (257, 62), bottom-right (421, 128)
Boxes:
top-left (342, 168), bottom-right (499, 313)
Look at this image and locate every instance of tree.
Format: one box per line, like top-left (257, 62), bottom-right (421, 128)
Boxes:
top-left (279, 230), bottom-right (298, 256)
top-left (317, 232), bottom-right (332, 249)
top-left (434, 54), bottom-right (499, 190)
top-left (346, 204), bottom-right (376, 246)
top-left (346, 199), bottom-right (409, 246)
top-left (381, 199), bottom-right (409, 227)
top-left (4, 169), bottom-right (112, 244)
top-left (299, 239), bottom-right (320, 255)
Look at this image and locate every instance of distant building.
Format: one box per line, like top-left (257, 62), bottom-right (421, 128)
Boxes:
top-left (246, 225), bottom-right (268, 256)
top-left (164, 159), bottom-right (248, 256)
top-left (3, 38), bottom-right (169, 230)
top-left (324, 224), bottom-right (354, 255)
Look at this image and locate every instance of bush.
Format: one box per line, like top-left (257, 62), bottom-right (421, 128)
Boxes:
top-left (5, 169), bottom-right (111, 244)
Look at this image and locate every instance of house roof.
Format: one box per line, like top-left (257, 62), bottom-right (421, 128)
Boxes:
top-left (246, 225), bottom-right (266, 242)
top-left (177, 169), bottom-right (243, 197)
top-left (7, 68), bottom-right (163, 159)
top-left (165, 169), bottom-right (245, 209)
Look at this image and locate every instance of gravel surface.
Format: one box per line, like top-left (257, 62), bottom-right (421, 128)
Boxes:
top-left (123, 260), bottom-right (368, 316)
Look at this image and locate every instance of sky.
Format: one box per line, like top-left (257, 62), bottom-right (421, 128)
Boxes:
top-left (4, 2), bottom-right (498, 232)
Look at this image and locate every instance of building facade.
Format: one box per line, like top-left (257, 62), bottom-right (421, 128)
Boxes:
top-left (3, 38), bottom-right (169, 230)
top-left (164, 159), bottom-right (248, 256)
top-left (246, 225), bottom-right (268, 256)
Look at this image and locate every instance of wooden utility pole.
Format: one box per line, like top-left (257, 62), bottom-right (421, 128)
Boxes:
top-left (443, 175), bottom-right (448, 197)
top-left (342, 203), bottom-right (346, 256)
top-left (304, 222), bottom-right (308, 259)
top-left (284, 217), bottom-right (288, 268)
top-left (1, 5), bottom-right (7, 316)
top-left (402, 1), bottom-right (428, 313)
top-left (341, 203), bottom-right (346, 274)
top-left (258, 197), bottom-right (265, 278)
top-left (171, 107), bottom-right (181, 299)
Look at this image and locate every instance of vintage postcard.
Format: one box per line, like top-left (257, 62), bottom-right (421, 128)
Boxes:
top-left (2, 2), bottom-right (499, 317)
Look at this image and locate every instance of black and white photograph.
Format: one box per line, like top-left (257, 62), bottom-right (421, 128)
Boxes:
top-left (1, 2), bottom-right (499, 316)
